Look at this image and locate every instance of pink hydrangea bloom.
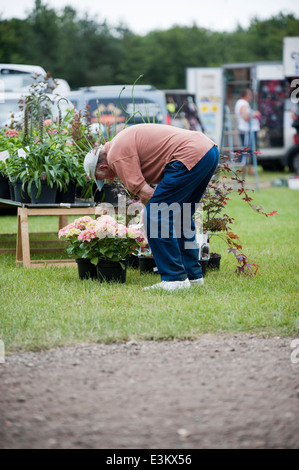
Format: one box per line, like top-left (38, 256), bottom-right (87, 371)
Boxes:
top-left (85, 220), bottom-right (98, 230)
top-left (116, 223), bottom-right (127, 238)
top-left (58, 225), bottom-right (81, 239)
top-left (5, 129), bottom-right (19, 137)
top-left (58, 217), bottom-right (94, 238)
top-left (127, 225), bottom-right (147, 245)
top-left (78, 228), bottom-right (97, 243)
top-left (73, 216), bottom-right (94, 230)
top-left (43, 119), bottom-right (52, 126)
top-left (95, 215), bottom-right (119, 238)
top-left (96, 215), bottom-right (118, 227)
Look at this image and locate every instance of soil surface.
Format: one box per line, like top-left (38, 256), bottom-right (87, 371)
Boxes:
top-left (0, 334), bottom-right (298, 449)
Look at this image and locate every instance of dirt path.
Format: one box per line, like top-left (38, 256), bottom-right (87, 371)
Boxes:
top-left (0, 334), bottom-right (298, 449)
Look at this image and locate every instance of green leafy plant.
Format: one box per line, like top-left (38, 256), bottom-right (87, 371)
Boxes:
top-left (0, 129), bottom-right (24, 179)
top-left (3, 77), bottom-right (89, 199)
top-left (201, 151), bottom-right (277, 276)
top-left (58, 215), bottom-right (146, 266)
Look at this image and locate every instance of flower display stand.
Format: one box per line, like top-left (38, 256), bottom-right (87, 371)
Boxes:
top-left (16, 205), bottom-right (105, 268)
top-left (0, 199), bottom-right (103, 268)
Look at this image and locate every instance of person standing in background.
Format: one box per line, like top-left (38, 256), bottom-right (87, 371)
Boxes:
top-left (235, 88), bottom-right (261, 165)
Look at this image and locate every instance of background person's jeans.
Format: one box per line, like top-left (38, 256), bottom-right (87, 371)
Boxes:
top-left (144, 146), bottom-right (219, 282)
top-left (239, 132), bottom-right (258, 165)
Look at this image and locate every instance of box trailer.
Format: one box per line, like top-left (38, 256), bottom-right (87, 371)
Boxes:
top-left (283, 37), bottom-right (299, 173)
top-left (186, 56), bottom-right (299, 170)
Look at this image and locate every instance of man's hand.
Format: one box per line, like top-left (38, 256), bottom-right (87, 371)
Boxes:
top-left (137, 184), bottom-right (155, 206)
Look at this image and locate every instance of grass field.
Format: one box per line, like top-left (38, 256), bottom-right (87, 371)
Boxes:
top-left (0, 184), bottom-right (298, 352)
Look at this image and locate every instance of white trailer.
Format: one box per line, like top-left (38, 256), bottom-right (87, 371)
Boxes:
top-left (283, 37), bottom-right (299, 173)
top-left (186, 67), bottom-right (223, 145)
top-left (186, 53), bottom-right (299, 170)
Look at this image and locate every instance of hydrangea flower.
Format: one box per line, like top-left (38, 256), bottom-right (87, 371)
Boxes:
top-left (58, 214), bottom-right (147, 263)
top-left (5, 129), bottom-right (19, 137)
top-left (78, 228), bottom-right (98, 242)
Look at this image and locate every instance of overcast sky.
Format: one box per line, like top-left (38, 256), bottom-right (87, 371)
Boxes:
top-left (0, 0), bottom-right (297, 35)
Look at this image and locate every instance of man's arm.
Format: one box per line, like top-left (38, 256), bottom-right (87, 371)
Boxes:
top-left (136, 184), bottom-right (155, 206)
top-left (240, 105), bottom-right (261, 122)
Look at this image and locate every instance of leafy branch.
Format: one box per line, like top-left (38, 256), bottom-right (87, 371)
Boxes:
top-left (202, 152), bottom-right (277, 276)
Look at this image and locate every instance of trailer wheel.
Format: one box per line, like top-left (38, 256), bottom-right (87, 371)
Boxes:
top-left (288, 145), bottom-right (299, 173)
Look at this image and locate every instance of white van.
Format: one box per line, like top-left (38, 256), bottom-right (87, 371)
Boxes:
top-left (65, 85), bottom-right (169, 130)
top-left (0, 64), bottom-right (48, 93)
top-left (0, 64), bottom-right (72, 127)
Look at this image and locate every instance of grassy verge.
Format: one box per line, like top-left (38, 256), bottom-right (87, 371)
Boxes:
top-left (0, 187), bottom-right (298, 352)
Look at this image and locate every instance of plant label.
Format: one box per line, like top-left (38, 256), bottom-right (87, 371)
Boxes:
top-left (0, 151), bottom-right (9, 162)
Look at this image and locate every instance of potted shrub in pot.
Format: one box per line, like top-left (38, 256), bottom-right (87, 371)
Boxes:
top-left (4, 95), bottom-right (87, 205)
top-left (58, 215), bottom-right (146, 282)
top-left (0, 128), bottom-right (25, 201)
top-left (200, 152), bottom-right (277, 276)
top-left (138, 247), bottom-right (159, 275)
top-left (42, 117), bottom-right (87, 204)
top-left (7, 141), bottom-right (67, 204)
top-left (0, 158), bottom-right (10, 199)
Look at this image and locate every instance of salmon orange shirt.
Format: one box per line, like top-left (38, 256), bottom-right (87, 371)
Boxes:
top-left (104, 124), bottom-right (216, 194)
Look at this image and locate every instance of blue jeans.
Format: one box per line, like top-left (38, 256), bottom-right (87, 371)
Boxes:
top-left (144, 145), bottom-right (219, 281)
top-left (239, 132), bottom-right (258, 164)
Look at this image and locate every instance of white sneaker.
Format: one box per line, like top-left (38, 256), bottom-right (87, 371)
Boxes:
top-left (189, 278), bottom-right (204, 286)
top-left (143, 278), bottom-right (191, 291)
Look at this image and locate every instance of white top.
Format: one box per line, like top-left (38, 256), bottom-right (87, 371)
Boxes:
top-left (235, 98), bottom-right (260, 133)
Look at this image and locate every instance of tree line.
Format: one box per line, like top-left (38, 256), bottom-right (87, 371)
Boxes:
top-left (0, 0), bottom-right (298, 90)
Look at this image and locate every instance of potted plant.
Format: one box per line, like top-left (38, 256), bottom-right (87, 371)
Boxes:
top-left (0, 158), bottom-right (10, 199)
top-left (4, 91), bottom-right (88, 204)
top-left (0, 128), bottom-right (25, 201)
top-left (137, 247), bottom-right (158, 275)
top-left (8, 141), bottom-right (65, 203)
top-left (200, 151), bottom-right (277, 276)
top-left (58, 215), bottom-right (146, 282)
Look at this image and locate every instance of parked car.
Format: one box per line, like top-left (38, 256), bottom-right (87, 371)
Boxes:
top-left (65, 85), bottom-right (169, 133)
top-left (0, 93), bottom-right (74, 129)
top-left (0, 64), bottom-right (48, 93)
top-left (0, 64), bottom-right (72, 127)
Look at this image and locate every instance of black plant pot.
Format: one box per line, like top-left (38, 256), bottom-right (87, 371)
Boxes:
top-left (14, 180), bottom-right (31, 203)
top-left (30, 181), bottom-right (57, 204)
top-left (0, 175), bottom-right (11, 199)
top-left (76, 183), bottom-right (104, 203)
top-left (127, 254), bottom-right (140, 268)
top-left (9, 181), bottom-right (15, 201)
top-left (96, 261), bottom-right (127, 283)
top-left (208, 253), bottom-right (221, 270)
top-left (56, 181), bottom-right (76, 204)
top-left (199, 259), bottom-right (208, 277)
top-left (139, 256), bottom-right (158, 274)
top-left (76, 258), bottom-right (98, 280)
top-left (104, 183), bottom-right (119, 205)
